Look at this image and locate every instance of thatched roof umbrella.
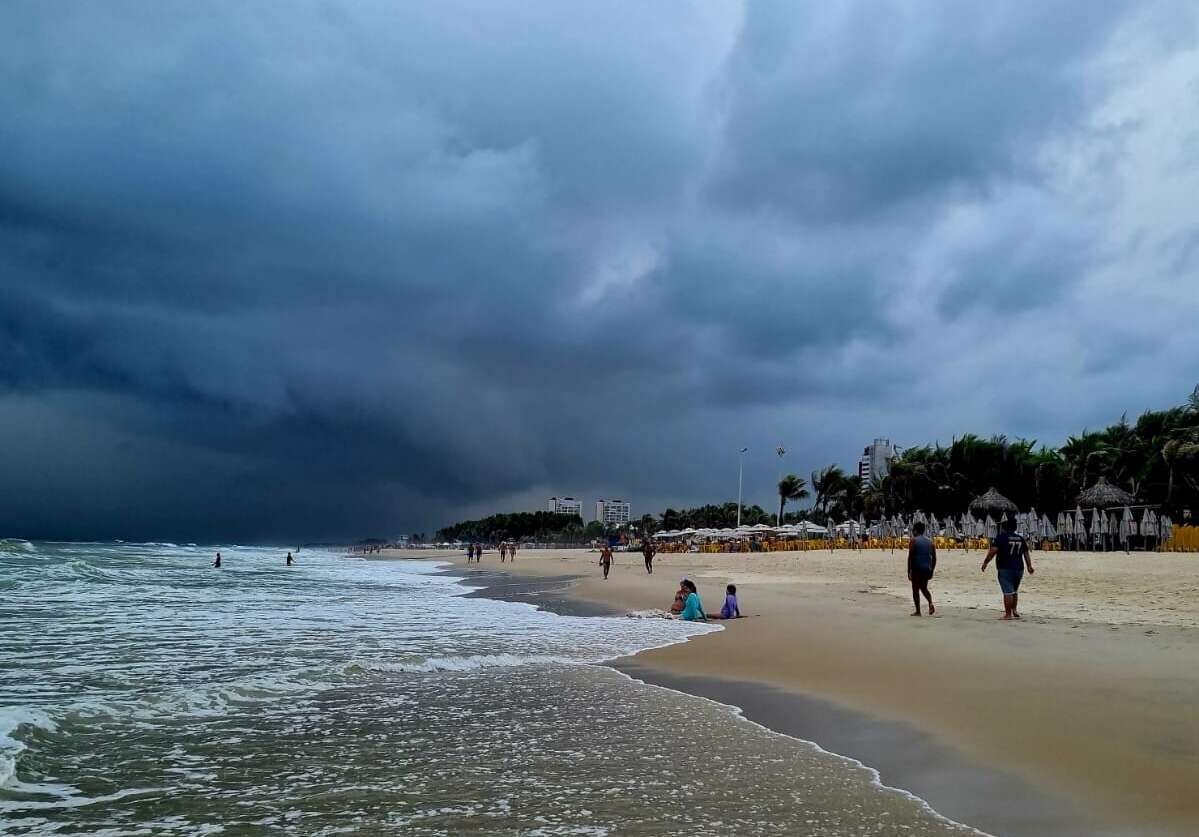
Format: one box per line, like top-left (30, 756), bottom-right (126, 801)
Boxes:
top-left (970, 487), bottom-right (1018, 518)
top-left (1075, 477), bottom-right (1135, 509)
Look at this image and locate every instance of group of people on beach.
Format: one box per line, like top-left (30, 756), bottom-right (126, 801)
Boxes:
top-left (597, 540), bottom-right (657, 579)
top-left (908, 516), bottom-right (1035, 619)
top-left (465, 542), bottom-right (518, 563)
top-left (668, 579), bottom-right (740, 621)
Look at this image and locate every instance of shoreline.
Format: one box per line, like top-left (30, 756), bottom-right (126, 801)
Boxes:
top-left (427, 560), bottom-right (1087, 837)
top-left (405, 547), bottom-right (1199, 837)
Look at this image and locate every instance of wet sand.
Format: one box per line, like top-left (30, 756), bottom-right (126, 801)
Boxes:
top-left (418, 546), bottom-right (1199, 837)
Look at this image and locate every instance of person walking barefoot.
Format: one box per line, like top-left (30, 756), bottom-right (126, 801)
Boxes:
top-left (982, 516), bottom-right (1035, 620)
top-left (599, 545), bottom-right (613, 580)
top-left (642, 538), bottom-right (656, 575)
top-left (907, 521), bottom-right (936, 616)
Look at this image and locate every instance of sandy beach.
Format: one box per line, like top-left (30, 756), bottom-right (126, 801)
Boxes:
top-left (425, 546), bottom-right (1199, 837)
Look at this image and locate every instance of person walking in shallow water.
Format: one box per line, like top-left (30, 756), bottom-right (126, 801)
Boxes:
top-left (286, 551), bottom-right (294, 566)
top-left (982, 516), bottom-right (1035, 620)
top-left (213, 552), bottom-right (222, 568)
top-left (599, 545), bottom-right (613, 580)
top-left (907, 522), bottom-right (936, 616)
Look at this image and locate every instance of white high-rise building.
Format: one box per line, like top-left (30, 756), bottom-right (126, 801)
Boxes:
top-left (858, 439), bottom-right (897, 484)
top-left (547, 496), bottom-right (582, 516)
top-left (595, 498), bottom-right (631, 526)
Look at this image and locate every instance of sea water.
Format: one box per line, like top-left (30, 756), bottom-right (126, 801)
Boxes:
top-left (0, 540), bottom-right (980, 836)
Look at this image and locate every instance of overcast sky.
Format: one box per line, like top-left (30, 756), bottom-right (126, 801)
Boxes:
top-left (3, 1), bottom-right (1198, 542)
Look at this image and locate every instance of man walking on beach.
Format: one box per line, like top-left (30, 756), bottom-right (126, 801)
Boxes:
top-left (599, 545), bottom-right (613, 580)
top-left (982, 517), bottom-right (1035, 619)
top-left (907, 522), bottom-right (936, 616)
top-left (642, 538), bottom-right (656, 574)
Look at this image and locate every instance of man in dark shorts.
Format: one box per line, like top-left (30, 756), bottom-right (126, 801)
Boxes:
top-left (982, 516), bottom-right (1035, 620)
top-left (906, 521), bottom-right (936, 616)
top-left (642, 538), bottom-right (656, 575)
top-left (599, 545), bottom-right (613, 579)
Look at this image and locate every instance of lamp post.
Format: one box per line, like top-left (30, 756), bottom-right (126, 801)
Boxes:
top-left (736, 447), bottom-right (748, 528)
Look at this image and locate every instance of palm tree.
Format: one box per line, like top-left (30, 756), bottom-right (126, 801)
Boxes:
top-left (777, 474), bottom-right (809, 525)
top-left (1163, 430), bottom-right (1199, 506)
top-left (811, 466), bottom-right (847, 518)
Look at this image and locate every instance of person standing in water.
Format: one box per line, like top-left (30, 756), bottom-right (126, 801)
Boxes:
top-left (599, 545), bottom-right (613, 580)
top-left (642, 538), bottom-right (656, 575)
top-left (907, 521), bottom-right (936, 616)
top-left (213, 552), bottom-right (222, 568)
top-left (982, 516), bottom-right (1035, 620)
top-left (286, 551), bottom-right (294, 566)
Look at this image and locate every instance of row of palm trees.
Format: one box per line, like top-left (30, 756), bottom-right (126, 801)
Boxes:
top-left (792, 385), bottom-right (1199, 523)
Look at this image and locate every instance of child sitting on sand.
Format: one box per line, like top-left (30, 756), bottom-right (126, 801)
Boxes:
top-left (719, 584), bottom-right (741, 619)
top-left (670, 580), bottom-right (689, 615)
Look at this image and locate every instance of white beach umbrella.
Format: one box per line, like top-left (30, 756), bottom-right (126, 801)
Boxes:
top-left (1120, 507), bottom-right (1134, 544)
top-left (1161, 515), bottom-right (1173, 542)
top-left (1090, 507), bottom-right (1103, 536)
top-left (1141, 510), bottom-right (1158, 539)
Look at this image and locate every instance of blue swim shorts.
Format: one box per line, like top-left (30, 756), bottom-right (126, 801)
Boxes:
top-left (997, 569), bottom-right (1023, 596)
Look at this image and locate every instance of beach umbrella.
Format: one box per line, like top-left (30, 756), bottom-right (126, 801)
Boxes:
top-left (1161, 515), bottom-right (1174, 542)
top-left (1142, 510), bottom-right (1158, 539)
top-left (1119, 507), bottom-right (1134, 544)
top-left (1056, 512), bottom-right (1067, 536)
top-left (1091, 507), bottom-right (1103, 536)
top-left (984, 514), bottom-right (997, 540)
top-left (1075, 477), bottom-right (1135, 510)
top-left (1043, 514), bottom-right (1056, 540)
top-left (970, 487), bottom-right (1018, 519)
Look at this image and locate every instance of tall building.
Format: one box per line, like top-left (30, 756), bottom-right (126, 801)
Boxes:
top-left (595, 498), bottom-right (631, 527)
top-left (547, 496), bottom-right (582, 516)
top-left (858, 438), bottom-right (897, 484)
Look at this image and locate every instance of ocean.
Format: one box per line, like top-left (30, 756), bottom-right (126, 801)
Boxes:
top-left (1, 540), bottom-right (980, 836)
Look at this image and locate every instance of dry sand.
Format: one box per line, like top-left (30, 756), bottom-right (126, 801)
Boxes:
top-left (427, 546), bottom-right (1199, 836)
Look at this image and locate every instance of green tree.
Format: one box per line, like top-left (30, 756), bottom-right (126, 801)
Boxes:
top-left (811, 466), bottom-right (848, 518)
top-left (776, 474), bottom-right (809, 525)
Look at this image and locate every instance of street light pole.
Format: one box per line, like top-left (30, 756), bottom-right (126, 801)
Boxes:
top-left (737, 447), bottom-right (748, 528)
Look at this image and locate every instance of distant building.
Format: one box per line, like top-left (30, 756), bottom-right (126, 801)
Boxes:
top-left (858, 438), bottom-right (897, 484)
top-left (595, 498), bottom-right (631, 527)
top-left (547, 496), bottom-right (583, 516)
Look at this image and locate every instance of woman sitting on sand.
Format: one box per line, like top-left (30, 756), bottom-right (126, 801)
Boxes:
top-left (678, 579), bottom-right (706, 621)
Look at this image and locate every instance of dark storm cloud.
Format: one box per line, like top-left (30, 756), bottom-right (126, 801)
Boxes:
top-left (1, 1), bottom-right (1194, 540)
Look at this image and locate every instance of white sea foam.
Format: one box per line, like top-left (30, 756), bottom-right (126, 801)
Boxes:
top-left (0, 538), bottom-right (37, 553)
top-left (348, 653), bottom-right (592, 674)
top-left (0, 706), bottom-right (57, 788)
